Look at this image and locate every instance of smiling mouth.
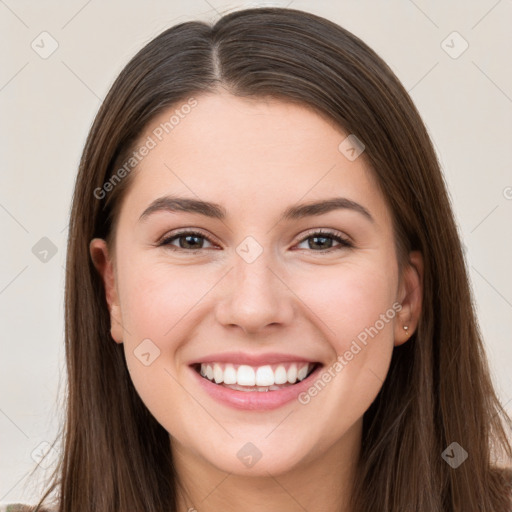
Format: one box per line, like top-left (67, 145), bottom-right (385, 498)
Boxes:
top-left (191, 362), bottom-right (322, 392)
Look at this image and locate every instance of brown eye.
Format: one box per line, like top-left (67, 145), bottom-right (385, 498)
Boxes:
top-left (295, 230), bottom-right (353, 252)
top-left (159, 231), bottom-right (215, 251)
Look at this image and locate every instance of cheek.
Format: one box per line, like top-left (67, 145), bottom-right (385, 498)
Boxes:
top-left (298, 260), bottom-right (397, 348)
top-left (115, 257), bottom-right (206, 392)
top-left (116, 259), bottom-right (211, 434)
top-left (117, 257), bottom-right (207, 340)
top-left (294, 261), bottom-right (398, 410)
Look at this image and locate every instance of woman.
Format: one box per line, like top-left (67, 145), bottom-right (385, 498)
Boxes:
top-left (6, 6), bottom-right (511, 512)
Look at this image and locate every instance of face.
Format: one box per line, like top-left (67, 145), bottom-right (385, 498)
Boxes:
top-left (90, 91), bottom-right (422, 478)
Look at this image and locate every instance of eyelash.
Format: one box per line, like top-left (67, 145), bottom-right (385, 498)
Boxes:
top-left (158, 228), bottom-right (354, 254)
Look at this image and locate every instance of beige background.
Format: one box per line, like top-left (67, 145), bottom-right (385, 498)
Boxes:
top-left (1, 0), bottom-right (511, 504)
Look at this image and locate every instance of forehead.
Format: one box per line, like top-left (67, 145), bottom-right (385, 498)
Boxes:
top-left (118, 92), bottom-right (391, 228)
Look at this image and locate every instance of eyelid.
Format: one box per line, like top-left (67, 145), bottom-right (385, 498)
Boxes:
top-left (297, 227), bottom-right (353, 245)
top-left (158, 227), bottom-right (216, 242)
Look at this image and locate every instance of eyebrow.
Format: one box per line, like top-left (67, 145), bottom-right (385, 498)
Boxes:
top-left (139, 195), bottom-right (374, 223)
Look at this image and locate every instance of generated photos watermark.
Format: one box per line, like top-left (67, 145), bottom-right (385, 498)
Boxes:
top-left (93, 97), bottom-right (198, 200)
top-left (298, 301), bottom-right (403, 405)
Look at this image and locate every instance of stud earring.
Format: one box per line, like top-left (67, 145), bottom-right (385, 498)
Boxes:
top-left (404, 325), bottom-right (410, 336)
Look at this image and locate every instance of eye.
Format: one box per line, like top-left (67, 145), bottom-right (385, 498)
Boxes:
top-left (294, 229), bottom-right (353, 252)
top-left (159, 230), bottom-right (216, 252)
top-left (158, 228), bottom-right (354, 253)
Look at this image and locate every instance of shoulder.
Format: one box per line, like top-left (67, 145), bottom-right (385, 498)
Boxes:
top-left (0, 504), bottom-right (56, 512)
top-left (0, 505), bottom-right (34, 512)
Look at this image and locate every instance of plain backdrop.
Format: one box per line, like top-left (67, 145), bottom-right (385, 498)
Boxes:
top-left (1, 0), bottom-right (511, 505)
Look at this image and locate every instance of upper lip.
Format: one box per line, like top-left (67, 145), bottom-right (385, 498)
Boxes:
top-left (188, 352), bottom-right (321, 367)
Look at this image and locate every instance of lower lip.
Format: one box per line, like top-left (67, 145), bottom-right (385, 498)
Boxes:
top-left (190, 363), bottom-right (323, 411)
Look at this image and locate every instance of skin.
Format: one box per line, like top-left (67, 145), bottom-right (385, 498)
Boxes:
top-left (90, 91), bottom-right (423, 512)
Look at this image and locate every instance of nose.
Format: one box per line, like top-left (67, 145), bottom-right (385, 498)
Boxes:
top-left (214, 248), bottom-right (295, 335)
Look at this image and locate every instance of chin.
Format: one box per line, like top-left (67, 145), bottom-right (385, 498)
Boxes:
top-left (198, 437), bottom-right (311, 477)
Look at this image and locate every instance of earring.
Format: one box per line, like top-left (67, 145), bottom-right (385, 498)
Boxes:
top-left (403, 325), bottom-right (410, 336)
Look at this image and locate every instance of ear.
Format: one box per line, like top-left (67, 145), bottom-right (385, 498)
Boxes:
top-left (394, 250), bottom-right (423, 346)
top-left (89, 238), bottom-right (124, 344)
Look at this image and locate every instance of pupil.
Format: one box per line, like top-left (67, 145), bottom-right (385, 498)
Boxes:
top-left (311, 236), bottom-right (331, 250)
top-left (181, 235), bottom-right (202, 249)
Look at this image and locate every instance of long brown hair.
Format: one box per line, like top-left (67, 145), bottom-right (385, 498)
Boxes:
top-left (30, 7), bottom-right (512, 511)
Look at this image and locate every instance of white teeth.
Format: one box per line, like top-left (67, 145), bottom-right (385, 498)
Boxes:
top-left (287, 365), bottom-right (297, 383)
top-left (255, 365), bottom-right (274, 386)
top-left (274, 365), bottom-right (288, 385)
top-left (198, 362), bottom-right (315, 387)
top-left (297, 365), bottom-right (309, 381)
top-left (237, 365), bottom-right (255, 386)
top-left (213, 363), bottom-right (223, 384)
top-left (223, 364), bottom-right (237, 385)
